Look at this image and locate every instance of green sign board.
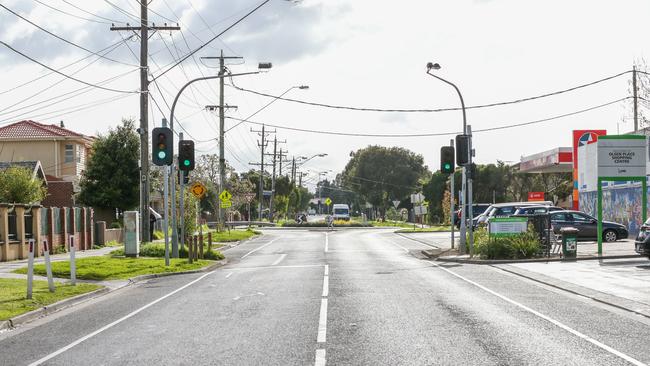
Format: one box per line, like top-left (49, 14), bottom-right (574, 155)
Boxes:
top-left (488, 217), bottom-right (528, 238)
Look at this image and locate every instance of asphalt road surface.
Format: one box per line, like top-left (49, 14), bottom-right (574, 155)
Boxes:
top-left (2, 228), bottom-right (650, 365)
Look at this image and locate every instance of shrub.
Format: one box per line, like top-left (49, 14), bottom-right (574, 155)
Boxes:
top-left (110, 221), bottom-right (122, 229)
top-left (473, 228), bottom-right (540, 260)
top-left (152, 230), bottom-right (164, 240)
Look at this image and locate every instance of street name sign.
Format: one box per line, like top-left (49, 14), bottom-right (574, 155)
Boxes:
top-left (488, 217), bottom-right (528, 237)
top-left (190, 182), bottom-right (207, 198)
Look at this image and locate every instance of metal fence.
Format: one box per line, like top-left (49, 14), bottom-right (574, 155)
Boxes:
top-left (52, 207), bottom-right (61, 234)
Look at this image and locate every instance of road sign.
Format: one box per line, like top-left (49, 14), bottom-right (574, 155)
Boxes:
top-left (190, 182), bottom-right (207, 198)
top-left (414, 205), bottom-right (427, 215)
top-left (488, 217), bottom-right (528, 238)
top-left (325, 197), bottom-right (332, 206)
top-left (219, 189), bottom-right (232, 202)
top-left (411, 193), bottom-right (424, 204)
top-left (392, 200), bottom-right (400, 209)
top-left (242, 193), bottom-right (256, 203)
top-left (220, 200), bottom-right (232, 208)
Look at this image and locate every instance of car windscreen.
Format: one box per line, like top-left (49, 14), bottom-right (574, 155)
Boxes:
top-left (493, 206), bottom-right (517, 216)
top-left (334, 208), bottom-right (349, 215)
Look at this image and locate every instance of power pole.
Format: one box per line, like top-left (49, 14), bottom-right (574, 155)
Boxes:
top-left (265, 137), bottom-right (286, 222)
top-left (110, 2), bottom-right (179, 243)
top-left (633, 65), bottom-right (639, 132)
top-left (291, 157), bottom-right (296, 183)
top-left (250, 125), bottom-right (275, 220)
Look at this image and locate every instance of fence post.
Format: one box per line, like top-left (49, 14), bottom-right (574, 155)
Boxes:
top-left (26, 239), bottom-right (35, 299)
top-left (16, 206), bottom-right (26, 259)
top-left (208, 232), bottom-right (212, 253)
top-left (69, 235), bottom-right (76, 286)
top-left (199, 232), bottom-right (204, 259)
top-left (187, 234), bottom-right (193, 264)
top-left (0, 206), bottom-right (9, 261)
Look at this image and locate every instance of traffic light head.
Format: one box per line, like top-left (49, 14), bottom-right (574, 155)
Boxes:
top-left (455, 134), bottom-right (470, 166)
top-left (178, 140), bottom-right (195, 171)
top-left (440, 146), bottom-right (455, 174)
top-left (152, 127), bottom-right (173, 166)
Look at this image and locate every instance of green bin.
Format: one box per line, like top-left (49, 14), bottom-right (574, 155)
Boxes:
top-left (560, 227), bottom-right (579, 259)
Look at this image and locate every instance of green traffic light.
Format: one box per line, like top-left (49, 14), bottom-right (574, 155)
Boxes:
top-left (158, 151), bottom-right (166, 159)
top-left (444, 163), bottom-right (451, 169)
top-left (183, 159), bottom-right (190, 166)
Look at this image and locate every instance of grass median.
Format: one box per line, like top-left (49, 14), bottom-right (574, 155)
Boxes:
top-left (0, 278), bottom-right (101, 320)
top-left (14, 256), bottom-right (214, 281)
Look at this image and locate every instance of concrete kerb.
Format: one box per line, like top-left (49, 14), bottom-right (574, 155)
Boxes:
top-left (493, 264), bottom-right (650, 319)
top-left (0, 259), bottom-right (228, 331)
top-left (433, 254), bottom-right (644, 264)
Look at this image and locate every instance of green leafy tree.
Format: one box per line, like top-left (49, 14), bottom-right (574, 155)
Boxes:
top-left (0, 167), bottom-right (47, 203)
top-left (78, 119), bottom-right (139, 212)
top-left (342, 146), bottom-right (428, 217)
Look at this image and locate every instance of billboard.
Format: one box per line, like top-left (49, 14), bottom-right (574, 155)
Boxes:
top-left (572, 130), bottom-right (606, 209)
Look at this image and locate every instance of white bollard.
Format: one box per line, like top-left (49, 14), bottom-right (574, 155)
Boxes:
top-left (26, 239), bottom-right (35, 299)
top-left (43, 239), bottom-right (55, 292)
top-left (69, 236), bottom-right (76, 286)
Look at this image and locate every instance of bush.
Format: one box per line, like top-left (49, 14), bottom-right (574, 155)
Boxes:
top-left (473, 227), bottom-right (541, 260)
top-left (139, 242), bottom-right (224, 260)
top-left (152, 230), bottom-right (164, 240)
top-left (110, 221), bottom-right (122, 229)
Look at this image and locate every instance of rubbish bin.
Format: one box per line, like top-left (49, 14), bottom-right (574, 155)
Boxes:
top-left (560, 227), bottom-right (579, 259)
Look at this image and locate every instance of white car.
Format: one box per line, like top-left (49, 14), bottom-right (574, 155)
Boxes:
top-left (332, 204), bottom-right (350, 221)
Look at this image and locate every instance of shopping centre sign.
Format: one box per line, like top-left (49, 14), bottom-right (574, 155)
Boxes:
top-left (597, 135), bottom-right (647, 177)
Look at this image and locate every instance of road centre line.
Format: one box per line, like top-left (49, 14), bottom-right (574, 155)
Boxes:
top-left (241, 238), bottom-right (280, 259)
top-left (315, 349), bottom-right (326, 366)
top-left (317, 298), bottom-right (328, 343)
top-left (325, 232), bottom-right (329, 252)
top-left (322, 274), bottom-right (329, 297)
top-left (324, 264), bottom-right (329, 276)
top-left (272, 254), bottom-right (287, 266)
top-left (225, 272), bottom-right (233, 278)
top-left (27, 271), bottom-right (215, 366)
top-left (431, 263), bottom-right (647, 366)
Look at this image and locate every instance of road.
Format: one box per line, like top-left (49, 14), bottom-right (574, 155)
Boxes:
top-left (1, 228), bottom-right (650, 365)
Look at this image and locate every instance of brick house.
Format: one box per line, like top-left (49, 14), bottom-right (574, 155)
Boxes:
top-left (0, 120), bottom-right (94, 206)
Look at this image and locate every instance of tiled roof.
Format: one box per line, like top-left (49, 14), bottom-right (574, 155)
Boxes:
top-left (0, 120), bottom-right (85, 139)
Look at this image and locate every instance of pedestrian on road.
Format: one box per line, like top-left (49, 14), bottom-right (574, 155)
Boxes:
top-left (327, 214), bottom-right (334, 230)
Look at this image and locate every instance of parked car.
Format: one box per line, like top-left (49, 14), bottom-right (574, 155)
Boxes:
top-left (473, 201), bottom-right (554, 228)
top-left (634, 218), bottom-right (650, 258)
top-left (454, 203), bottom-right (491, 228)
top-left (513, 205), bottom-right (565, 216)
top-left (550, 210), bottom-right (628, 242)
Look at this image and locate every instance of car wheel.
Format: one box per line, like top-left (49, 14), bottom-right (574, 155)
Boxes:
top-left (603, 230), bottom-right (618, 243)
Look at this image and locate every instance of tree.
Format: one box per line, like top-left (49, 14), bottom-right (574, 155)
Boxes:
top-left (0, 167), bottom-right (47, 203)
top-left (78, 119), bottom-right (139, 212)
top-left (341, 146), bottom-right (428, 217)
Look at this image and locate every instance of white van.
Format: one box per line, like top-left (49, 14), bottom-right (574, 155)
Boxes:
top-left (332, 204), bottom-right (350, 221)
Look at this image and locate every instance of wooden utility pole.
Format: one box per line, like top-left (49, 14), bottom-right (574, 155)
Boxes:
top-left (110, 1), bottom-right (179, 242)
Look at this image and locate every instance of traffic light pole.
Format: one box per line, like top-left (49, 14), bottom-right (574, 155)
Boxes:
top-left (162, 119), bottom-right (170, 266)
top-left (450, 139), bottom-right (455, 249)
top-left (179, 132), bottom-right (185, 254)
top-left (467, 125), bottom-right (474, 256)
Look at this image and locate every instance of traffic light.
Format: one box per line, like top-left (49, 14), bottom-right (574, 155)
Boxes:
top-left (466, 163), bottom-right (477, 180)
top-left (178, 140), bottom-right (195, 171)
top-left (152, 127), bottom-right (173, 166)
top-left (440, 146), bottom-right (455, 174)
top-left (455, 134), bottom-right (470, 166)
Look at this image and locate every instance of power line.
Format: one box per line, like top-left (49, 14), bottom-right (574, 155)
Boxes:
top-left (225, 96), bottom-right (630, 138)
top-left (61, 0), bottom-right (128, 24)
top-left (229, 70), bottom-right (633, 113)
top-left (1, 4), bottom-right (138, 67)
top-left (31, 0), bottom-right (119, 25)
top-left (0, 41), bottom-right (139, 94)
top-left (151, 0), bottom-right (271, 82)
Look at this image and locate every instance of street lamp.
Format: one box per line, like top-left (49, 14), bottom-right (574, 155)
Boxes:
top-left (425, 62), bottom-right (474, 254)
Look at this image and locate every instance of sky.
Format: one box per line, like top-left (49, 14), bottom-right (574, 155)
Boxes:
top-left (1, 0), bottom-right (650, 192)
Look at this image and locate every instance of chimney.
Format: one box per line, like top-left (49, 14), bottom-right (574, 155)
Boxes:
top-left (60, 120), bottom-right (65, 128)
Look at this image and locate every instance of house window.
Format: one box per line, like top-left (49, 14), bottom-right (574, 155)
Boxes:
top-left (65, 144), bottom-right (74, 163)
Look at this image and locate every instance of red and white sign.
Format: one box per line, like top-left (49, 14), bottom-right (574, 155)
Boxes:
top-left (528, 192), bottom-right (545, 202)
top-left (572, 130), bottom-right (606, 209)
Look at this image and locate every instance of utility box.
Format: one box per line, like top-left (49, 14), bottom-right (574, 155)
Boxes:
top-left (560, 227), bottom-right (579, 259)
top-left (124, 211), bottom-right (140, 257)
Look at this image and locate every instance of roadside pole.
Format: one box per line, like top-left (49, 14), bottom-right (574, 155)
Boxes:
top-left (467, 125), bottom-right (474, 257)
top-left (42, 239), bottom-right (55, 292)
top-left (162, 119), bottom-right (170, 266)
top-left (459, 168), bottom-right (467, 253)
top-left (69, 236), bottom-right (76, 286)
top-left (26, 239), bottom-right (35, 299)
top-left (179, 132), bottom-right (185, 251)
top-left (450, 139), bottom-right (455, 249)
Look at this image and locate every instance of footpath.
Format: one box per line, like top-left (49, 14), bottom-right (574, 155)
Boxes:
top-left (397, 231), bottom-right (650, 319)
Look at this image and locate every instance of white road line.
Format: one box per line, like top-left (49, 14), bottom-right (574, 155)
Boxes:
top-left (432, 263), bottom-right (647, 366)
top-left (322, 275), bottom-right (329, 297)
top-left (229, 264), bottom-right (324, 270)
top-left (317, 298), bottom-right (328, 343)
top-left (27, 271), bottom-right (215, 366)
top-left (324, 232), bottom-right (329, 252)
top-left (315, 349), bottom-right (326, 366)
top-left (225, 272), bottom-right (233, 278)
top-left (324, 264), bottom-right (329, 276)
top-left (241, 238), bottom-right (279, 259)
top-left (271, 253), bottom-right (287, 266)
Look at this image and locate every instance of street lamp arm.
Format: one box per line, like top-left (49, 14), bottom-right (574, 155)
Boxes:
top-left (426, 70), bottom-right (467, 133)
top-left (169, 71), bottom-right (261, 133)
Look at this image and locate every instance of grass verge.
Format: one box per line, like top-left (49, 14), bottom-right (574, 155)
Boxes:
top-left (14, 256), bottom-right (214, 281)
top-left (0, 278), bottom-right (101, 320)
top-left (210, 229), bottom-right (259, 242)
